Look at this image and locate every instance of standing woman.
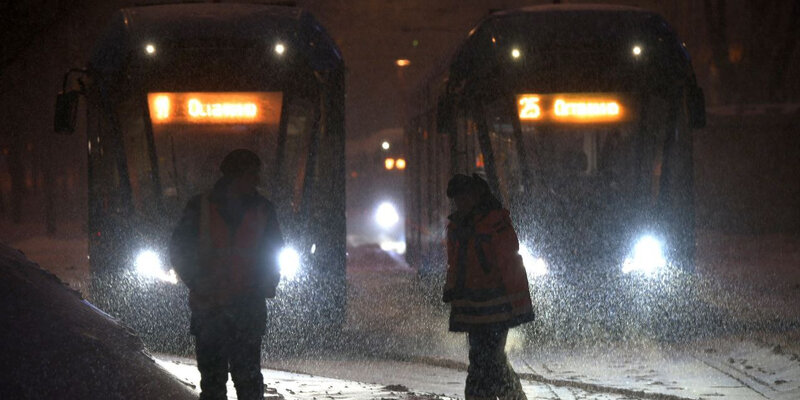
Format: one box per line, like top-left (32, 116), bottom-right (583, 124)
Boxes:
top-left (444, 174), bottom-right (534, 400)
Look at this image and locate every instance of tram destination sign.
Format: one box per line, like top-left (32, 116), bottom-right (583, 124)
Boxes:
top-left (147, 92), bottom-right (282, 125)
top-left (516, 93), bottom-right (630, 124)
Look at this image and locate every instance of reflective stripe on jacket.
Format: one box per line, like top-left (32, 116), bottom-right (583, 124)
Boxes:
top-left (444, 208), bottom-right (534, 332)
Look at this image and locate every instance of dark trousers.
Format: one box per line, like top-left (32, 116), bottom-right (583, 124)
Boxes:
top-left (466, 328), bottom-right (526, 400)
top-left (193, 302), bottom-right (265, 400)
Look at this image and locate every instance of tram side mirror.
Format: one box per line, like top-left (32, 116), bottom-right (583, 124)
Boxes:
top-left (688, 85), bottom-right (706, 129)
top-left (437, 95), bottom-right (456, 134)
top-left (55, 90), bottom-right (80, 134)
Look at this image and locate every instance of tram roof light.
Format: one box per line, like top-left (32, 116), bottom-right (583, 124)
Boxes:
top-left (381, 141), bottom-right (390, 150)
top-left (395, 158), bottom-right (406, 170)
top-left (385, 158), bottom-right (395, 170)
top-left (275, 43), bottom-right (286, 55)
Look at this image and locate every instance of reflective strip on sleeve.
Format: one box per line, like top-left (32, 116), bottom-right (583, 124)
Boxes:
top-left (450, 291), bottom-right (529, 308)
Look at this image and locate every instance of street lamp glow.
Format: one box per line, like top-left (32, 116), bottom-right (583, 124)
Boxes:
top-left (384, 158), bottom-right (395, 170)
top-left (396, 59), bottom-right (411, 67)
top-left (632, 45), bottom-right (642, 56)
top-left (375, 202), bottom-right (399, 229)
top-left (511, 48), bottom-right (521, 59)
top-left (275, 43), bottom-right (286, 55)
top-left (381, 141), bottom-right (390, 150)
top-left (145, 43), bottom-right (156, 55)
top-left (395, 158), bottom-right (406, 170)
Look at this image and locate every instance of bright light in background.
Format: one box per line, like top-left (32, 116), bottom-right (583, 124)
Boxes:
top-left (395, 158), bottom-right (406, 170)
top-left (622, 235), bottom-right (667, 274)
top-left (135, 250), bottom-right (177, 284)
top-left (511, 48), bottom-right (521, 59)
top-left (278, 247), bottom-right (300, 280)
top-left (632, 45), bottom-right (642, 56)
top-left (145, 43), bottom-right (156, 55)
top-left (274, 43), bottom-right (286, 55)
top-left (519, 244), bottom-right (548, 277)
top-left (375, 202), bottom-right (399, 229)
top-left (396, 59), bottom-right (411, 67)
top-left (380, 240), bottom-right (406, 254)
top-left (381, 141), bottom-right (391, 150)
top-left (384, 158), bottom-right (395, 170)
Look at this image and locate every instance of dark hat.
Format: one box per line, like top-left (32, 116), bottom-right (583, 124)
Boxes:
top-left (447, 174), bottom-right (476, 198)
top-left (220, 149), bottom-right (261, 177)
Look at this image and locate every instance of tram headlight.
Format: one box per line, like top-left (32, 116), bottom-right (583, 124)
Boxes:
top-left (519, 243), bottom-right (548, 278)
top-left (278, 247), bottom-right (301, 281)
top-left (375, 202), bottom-right (399, 229)
top-left (622, 235), bottom-right (666, 275)
top-left (134, 249), bottom-right (177, 284)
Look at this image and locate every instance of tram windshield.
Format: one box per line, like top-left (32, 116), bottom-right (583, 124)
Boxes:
top-left (117, 90), bottom-right (318, 218)
top-left (147, 92), bottom-right (283, 202)
top-left (482, 96), bottom-right (655, 222)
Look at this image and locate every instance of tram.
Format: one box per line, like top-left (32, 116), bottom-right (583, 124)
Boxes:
top-left (406, 5), bottom-right (706, 340)
top-left (55, 3), bottom-right (346, 352)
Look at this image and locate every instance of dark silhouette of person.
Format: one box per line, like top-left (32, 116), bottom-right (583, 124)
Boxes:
top-left (444, 173), bottom-right (534, 400)
top-left (169, 149), bottom-right (283, 400)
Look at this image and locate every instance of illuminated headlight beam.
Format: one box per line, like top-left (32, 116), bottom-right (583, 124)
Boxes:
top-left (134, 250), bottom-right (177, 284)
top-left (278, 247), bottom-right (301, 281)
top-left (519, 244), bottom-right (547, 278)
top-left (622, 235), bottom-right (667, 274)
top-left (375, 202), bottom-right (399, 229)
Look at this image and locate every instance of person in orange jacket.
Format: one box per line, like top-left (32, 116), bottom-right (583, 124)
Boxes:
top-left (170, 149), bottom-right (283, 400)
top-left (444, 174), bottom-right (533, 400)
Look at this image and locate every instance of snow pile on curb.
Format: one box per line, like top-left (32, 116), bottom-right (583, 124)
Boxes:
top-left (0, 243), bottom-right (196, 399)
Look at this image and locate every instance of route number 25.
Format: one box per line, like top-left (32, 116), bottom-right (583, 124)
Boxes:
top-left (518, 96), bottom-right (542, 120)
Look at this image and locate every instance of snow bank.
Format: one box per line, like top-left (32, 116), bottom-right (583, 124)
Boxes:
top-left (0, 243), bottom-right (196, 399)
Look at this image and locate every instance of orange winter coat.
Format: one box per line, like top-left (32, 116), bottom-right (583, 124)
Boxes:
top-left (444, 208), bottom-right (534, 332)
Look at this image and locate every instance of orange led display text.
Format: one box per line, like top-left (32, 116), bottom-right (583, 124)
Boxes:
top-left (517, 93), bottom-right (626, 124)
top-left (148, 92), bottom-right (282, 125)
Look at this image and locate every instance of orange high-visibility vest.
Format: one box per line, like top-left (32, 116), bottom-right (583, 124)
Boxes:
top-left (193, 194), bottom-right (270, 308)
top-left (444, 208), bottom-right (534, 332)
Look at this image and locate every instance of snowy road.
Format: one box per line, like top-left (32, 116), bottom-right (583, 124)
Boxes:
top-left (258, 337), bottom-right (800, 400)
top-left (6, 230), bottom-right (800, 399)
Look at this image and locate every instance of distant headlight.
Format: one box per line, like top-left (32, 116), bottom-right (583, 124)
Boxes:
top-left (519, 243), bottom-right (548, 277)
top-left (134, 249), bottom-right (177, 284)
top-left (374, 202), bottom-right (399, 229)
top-left (622, 235), bottom-right (666, 274)
top-left (278, 247), bottom-right (301, 281)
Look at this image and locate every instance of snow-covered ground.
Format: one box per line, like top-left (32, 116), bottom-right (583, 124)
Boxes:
top-left (3, 228), bottom-right (799, 399)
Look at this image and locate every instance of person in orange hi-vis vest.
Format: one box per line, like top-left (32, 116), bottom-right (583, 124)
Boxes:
top-left (170, 149), bottom-right (283, 400)
top-left (444, 173), bottom-right (534, 400)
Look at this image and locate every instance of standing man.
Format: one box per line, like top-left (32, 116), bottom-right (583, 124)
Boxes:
top-left (170, 149), bottom-right (284, 400)
top-left (444, 174), bottom-right (534, 400)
